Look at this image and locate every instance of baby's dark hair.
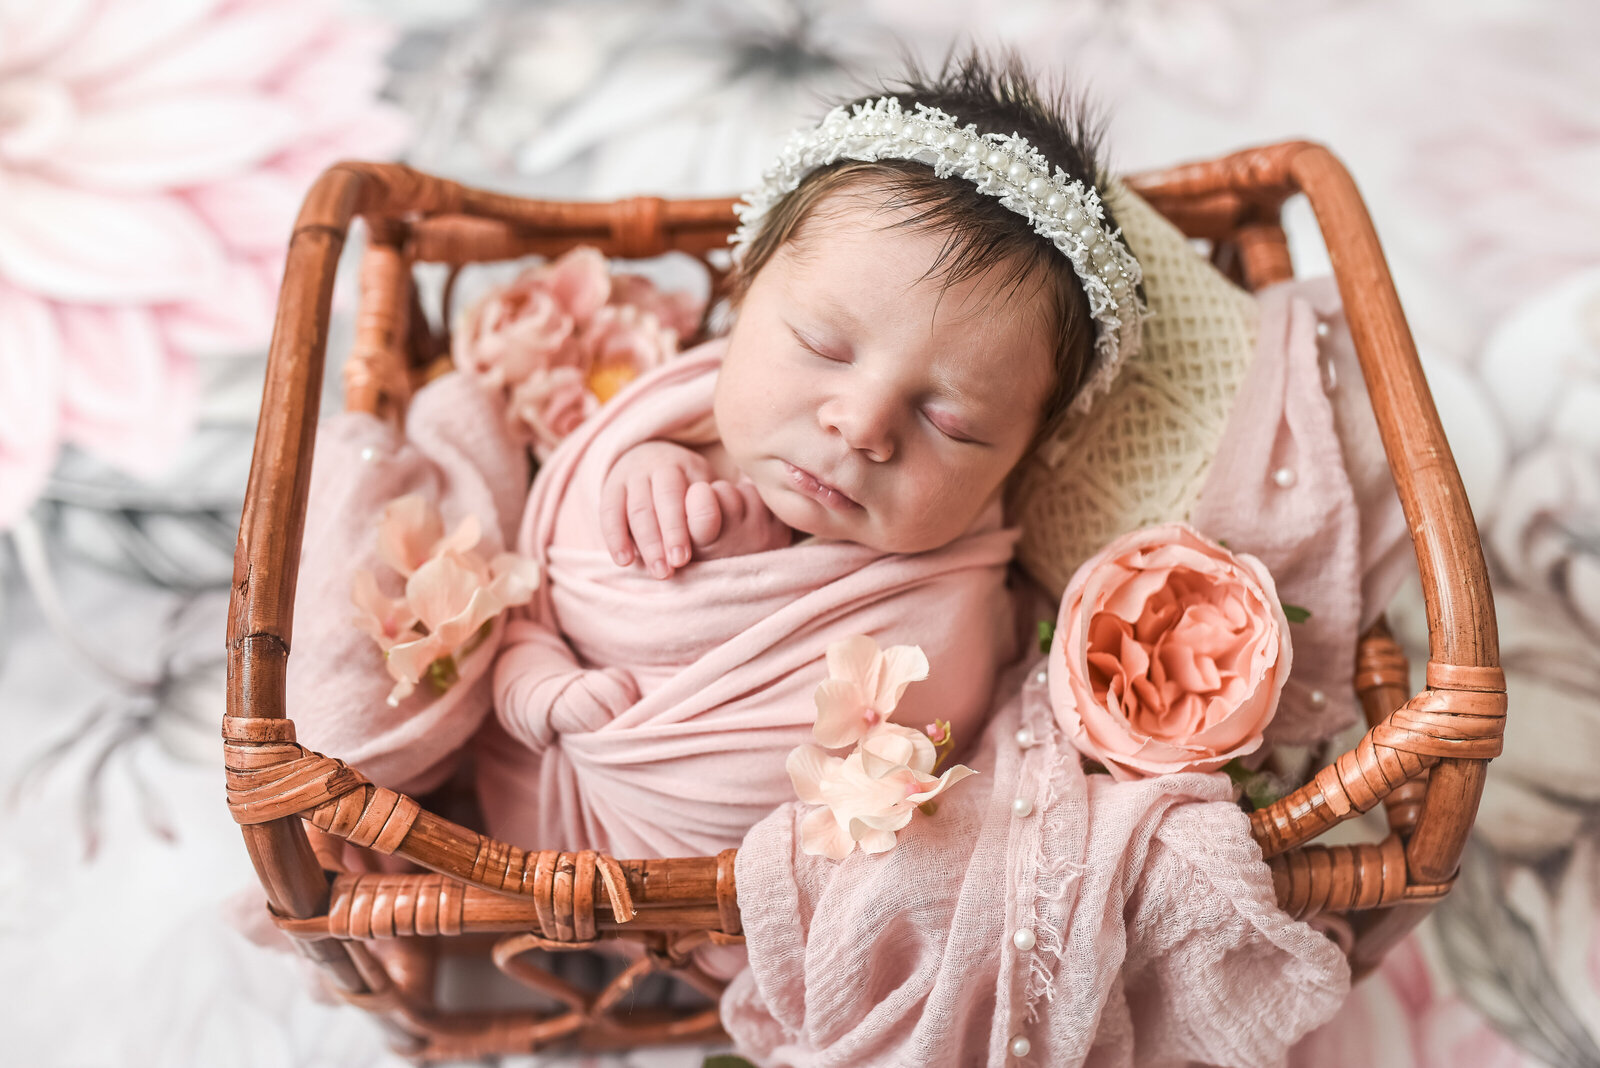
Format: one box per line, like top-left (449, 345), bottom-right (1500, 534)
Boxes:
top-left (729, 49), bottom-right (1119, 446)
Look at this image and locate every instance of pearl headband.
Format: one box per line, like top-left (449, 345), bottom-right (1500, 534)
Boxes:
top-left (733, 96), bottom-right (1146, 418)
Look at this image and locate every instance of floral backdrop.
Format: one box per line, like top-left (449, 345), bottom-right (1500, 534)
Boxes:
top-left (1, 1), bottom-right (1596, 1065)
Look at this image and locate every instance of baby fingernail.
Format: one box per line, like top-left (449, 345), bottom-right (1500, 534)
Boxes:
top-left (650, 561), bottom-right (669, 579)
top-left (613, 550), bottom-right (630, 566)
top-left (669, 547), bottom-right (689, 566)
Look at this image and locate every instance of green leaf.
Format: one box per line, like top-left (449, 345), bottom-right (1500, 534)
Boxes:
top-left (1037, 619), bottom-right (1056, 654)
top-left (1281, 603), bottom-right (1312, 624)
top-left (704, 1057), bottom-right (760, 1068)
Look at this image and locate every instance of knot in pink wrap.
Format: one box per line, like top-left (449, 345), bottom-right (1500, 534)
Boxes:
top-left (481, 340), bottom-right (1021, 860)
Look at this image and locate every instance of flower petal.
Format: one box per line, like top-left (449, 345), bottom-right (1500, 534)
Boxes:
top-left (488, 553), bottom-right (542, 605)
top-left (405, 552), bottom-right (486, 633)
top-left (44, 93), bottom-right (302, 190)
top-left (785, 744), bottom-right (836, 805)
top-left (872, 643), bottom-right (930, 713)
top-left (0, 174), bottom-right (223, 302)
top-left (57, 303), bottom-right (196, 477)
top-left (96, 3), bottom-right (326, 98)
top-left (376, 495), bottom-right (442, 577)
top-left (45, 0), bottom-right (219, 83)
top-left (0, 286), bottom-right (63, 529)
top-left (799, 804), bottom-right (855, 860)
top-left (811, 678), bottom-right (870, 748)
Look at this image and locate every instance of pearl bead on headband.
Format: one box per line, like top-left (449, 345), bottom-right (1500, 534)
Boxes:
top-left (733, 96), bottom-right (1146, 419)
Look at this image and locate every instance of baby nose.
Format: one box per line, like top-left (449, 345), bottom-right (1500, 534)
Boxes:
top-left (822, 389), bottom-right (896, 462)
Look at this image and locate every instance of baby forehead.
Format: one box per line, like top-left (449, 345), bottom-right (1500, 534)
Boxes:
top-left (782, 201), bottom-right (1055, 316)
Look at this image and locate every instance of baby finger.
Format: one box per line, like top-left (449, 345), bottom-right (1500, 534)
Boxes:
top-left (625, 475), bottom-right (668, 578)
top-left (651, 467), bottom-right (693, 570)
top-left (685, 482), bottom-right (723, 548)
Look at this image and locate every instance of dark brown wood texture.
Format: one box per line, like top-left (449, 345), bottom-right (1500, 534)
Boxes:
top-left (227, 147), bottom-right (1504, 1058)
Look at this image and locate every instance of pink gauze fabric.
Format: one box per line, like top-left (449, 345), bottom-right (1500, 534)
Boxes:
top-left (285, 372), bottom-right (530, 795)
top-left (1192, 276), bottom-right (1410, 748)
top-left (477, 338), bottom-right (1021, 860)
top-left (723, 664), bottom-right (1351, 1068)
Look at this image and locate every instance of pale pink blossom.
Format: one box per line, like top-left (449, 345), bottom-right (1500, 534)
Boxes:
top-left (0, 0), bottom-right (408, 529)
top-left (349, 569), bottom-right (416, 651)
top-left (1049, 523), bottom-right (1291, 779)
top-left (505, 365), bottom-right (599, 461)
top-left (382, 549), bottom-right (539, 705)
top-left (374, 494), bottom-right (483, 577)
top-left (811, 635), bottom-right (931, 749)
top-left (787, 722), bottom-right (976, 860)
top-left (350, 495), bottom-right (540, 706)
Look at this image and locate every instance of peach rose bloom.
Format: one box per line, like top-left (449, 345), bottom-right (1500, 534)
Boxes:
top-left (1048, 522), bottom-right (1292, 780)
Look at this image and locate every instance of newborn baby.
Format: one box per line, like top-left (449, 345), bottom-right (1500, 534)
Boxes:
top-left (478, 56), bottom-right (1145, 861)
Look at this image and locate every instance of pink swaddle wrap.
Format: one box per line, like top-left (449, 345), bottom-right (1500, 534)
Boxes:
top-left (478, 338), bottom-right (1022, 859)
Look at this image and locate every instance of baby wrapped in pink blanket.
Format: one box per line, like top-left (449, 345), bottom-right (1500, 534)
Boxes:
top-left (477, 338), bottom-right (1021, 859)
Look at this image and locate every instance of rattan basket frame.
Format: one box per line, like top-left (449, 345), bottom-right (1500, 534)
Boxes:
top-left (225, 142), bottom-right (1504, 1061)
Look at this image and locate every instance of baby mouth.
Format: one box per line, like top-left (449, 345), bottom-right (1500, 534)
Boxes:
top-left (783, 461), bottom-right (862, 512)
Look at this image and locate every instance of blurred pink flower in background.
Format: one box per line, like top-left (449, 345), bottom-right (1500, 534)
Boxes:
top-left (0, 0), bottom-right (409, 529)
top-left (453, 245), bottom-right (707, 458)
top-left (1292, 937), bottom-right (1535, 1068)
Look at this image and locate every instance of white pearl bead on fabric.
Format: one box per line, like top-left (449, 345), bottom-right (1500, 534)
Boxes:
top-left (1272, 466), bottom-right (1297, 489)
top-left (1007, 160), bottom-right (1030, 183)
top-left (1013, 927), bottom-right (1037, 951)
top-left (1012, 797), bottom-right (1034, 818)
top-left (1015, 726), bottom-right (1035, 750)
top-left (1316, 319), bottom-right (1331, 339)
top-left (985, 148), bottom-right (1007, 169)
top-left (1010, 1035), bottom-right (1032, 1057)
top-left (1034, 670), bottom-right (1047, 685)
top-left (360, 446), bottom-right (378, 462)
top-left (1309, 689), bottom-right (1327, 708)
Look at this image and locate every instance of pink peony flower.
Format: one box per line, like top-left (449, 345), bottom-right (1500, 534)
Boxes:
top-left (505, 365), bottom-right (599, 461)
top-left (452, 246), bottom-right (611, 389)
top-left (580, 303), bottom-right (678, 403)
top-left (607, 272), bottom-right (705, 338)
top-left (350, 495), bottom-right (540, 706)
top-left (0, 0), bottom-right (409, 530)
top-left (787, 722), bottom-right (976, 860)
top-left (811, 634), bottom-right (931, 749)
top-left (452, 247), bottom-right (707, 455)
top-left (1048, 522), bottom-right (1292, 780)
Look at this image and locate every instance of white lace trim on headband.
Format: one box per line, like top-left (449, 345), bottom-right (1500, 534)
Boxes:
top-left (733, 96), bottom-right (1147, 418)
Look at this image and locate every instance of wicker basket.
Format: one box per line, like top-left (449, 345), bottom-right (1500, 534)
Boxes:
top-left (225, 142), bottom-right (1505, 1061)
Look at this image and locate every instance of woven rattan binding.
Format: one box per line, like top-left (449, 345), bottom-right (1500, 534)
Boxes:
top-left (226, 143), bottom-right (1504, 1059)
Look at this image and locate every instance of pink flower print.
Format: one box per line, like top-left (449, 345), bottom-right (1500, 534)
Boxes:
top-left (0, 0), bottom-right (409, 530)
top-left (811, 635), bottom-right (931, 749)
top-left (1049, 522), bottom-right (1292, 779)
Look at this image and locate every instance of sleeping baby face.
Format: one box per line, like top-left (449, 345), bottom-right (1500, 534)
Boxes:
top-left (714, 189), bottom-right (1057, 553)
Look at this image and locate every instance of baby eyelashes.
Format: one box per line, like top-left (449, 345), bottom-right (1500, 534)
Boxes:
top-left (599, 440), bottom-right (789, 579)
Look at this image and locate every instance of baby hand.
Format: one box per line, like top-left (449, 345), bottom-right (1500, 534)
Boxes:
top-left (600, 440), bottom-right (716, 579)
top-left (600, 442), bottom-right (788, 579)
top-left (684, 479), bottom-right (791, 562)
